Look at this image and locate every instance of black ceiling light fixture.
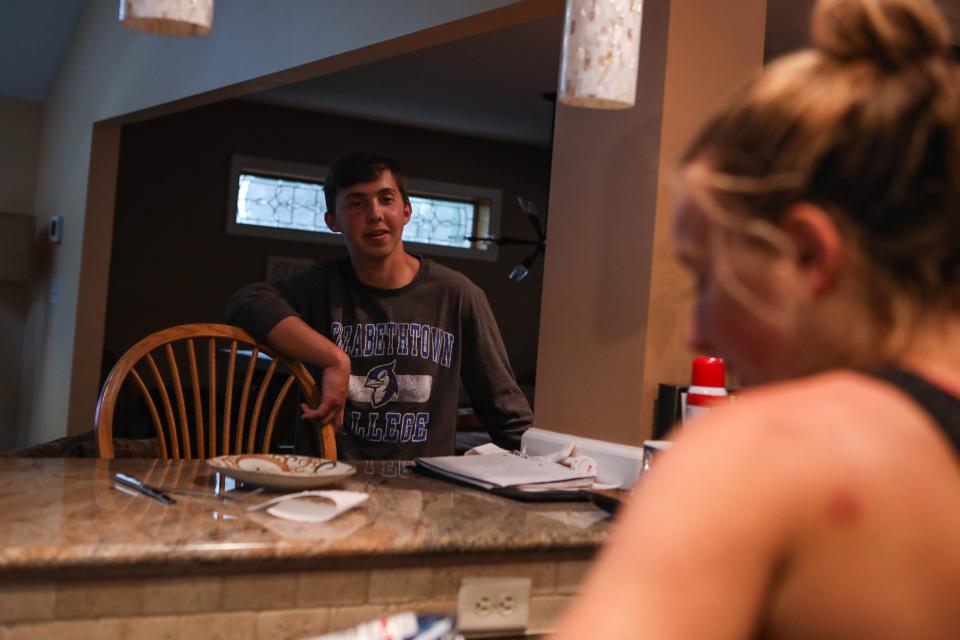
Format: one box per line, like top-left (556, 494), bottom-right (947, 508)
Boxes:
top-left (466, 196), bottom-right (546, 282)
top-left (464, 89), bottom-right (554, 281)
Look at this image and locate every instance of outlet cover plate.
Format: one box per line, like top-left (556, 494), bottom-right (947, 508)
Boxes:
top-left (457, 577), bottom-right (531, 634)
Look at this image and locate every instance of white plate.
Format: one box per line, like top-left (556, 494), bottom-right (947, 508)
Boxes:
top-left (206, 454), bottom-right (354, 490)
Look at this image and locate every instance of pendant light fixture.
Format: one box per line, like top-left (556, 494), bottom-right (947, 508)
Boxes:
top-left (558, 0), bottom-right (644, 109)
top-left (119, 0), bottom-right (214, 37)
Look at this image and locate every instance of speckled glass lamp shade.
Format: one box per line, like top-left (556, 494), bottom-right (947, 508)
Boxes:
top-left (119, 0), bottom-right (214, 37)
top-left (558, 0), bottom-right (644, 109)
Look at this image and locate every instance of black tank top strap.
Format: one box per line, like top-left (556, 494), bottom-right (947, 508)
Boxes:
top-left (862, 368), bottom-right (960, 455)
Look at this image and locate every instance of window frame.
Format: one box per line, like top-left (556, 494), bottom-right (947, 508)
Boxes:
top-left (226, 155), bottom-right (501, 261)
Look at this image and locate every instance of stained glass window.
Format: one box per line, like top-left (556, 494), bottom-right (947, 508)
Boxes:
top-left (236, 174), bottom-right (480, 251)
top-left (229, 156), bottom-right (499, 261)
top-left (237, 174), bottom-right (328, 232)
top-left (407, 196), bottom-right (474, 249)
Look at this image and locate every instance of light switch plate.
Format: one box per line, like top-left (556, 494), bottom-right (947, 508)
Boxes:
top-left (49, 277), bottom-right (62, 306)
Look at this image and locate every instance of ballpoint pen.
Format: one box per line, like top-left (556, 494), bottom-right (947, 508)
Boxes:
top-left (114, 472), bottom-right (177, 505)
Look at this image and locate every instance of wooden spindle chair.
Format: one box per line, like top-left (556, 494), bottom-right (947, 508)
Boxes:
top-left (95, 323), bottom-right (336, 460)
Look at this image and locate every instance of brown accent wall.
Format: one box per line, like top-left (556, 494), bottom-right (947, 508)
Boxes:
top-left (105, 100), bottom-right (550, 388)
top-left (0, 97), bottom-right (43, 450)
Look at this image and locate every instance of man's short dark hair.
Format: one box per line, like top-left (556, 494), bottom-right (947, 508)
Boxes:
top-left (324, 152), bottom-right (410, 214)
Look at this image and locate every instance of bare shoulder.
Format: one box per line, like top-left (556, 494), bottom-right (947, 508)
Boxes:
top-left (664, 369), bottom-right (957, 502)
top-left (573, 371), bottom-right (960, 640)
top-left (688, 370), bottom-right (938, 444)
top-left (724, 371), bottom-right (948, 448)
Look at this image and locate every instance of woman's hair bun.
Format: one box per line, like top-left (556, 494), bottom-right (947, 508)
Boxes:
top-left (811, 0), bottom-right (952, 68)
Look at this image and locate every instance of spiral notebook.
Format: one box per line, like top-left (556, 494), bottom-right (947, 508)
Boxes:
top-left (414, 452), bottom-right (595, 492)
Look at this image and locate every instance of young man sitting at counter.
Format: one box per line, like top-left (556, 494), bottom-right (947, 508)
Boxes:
top-left (226, 152), bottom-right (532, 460)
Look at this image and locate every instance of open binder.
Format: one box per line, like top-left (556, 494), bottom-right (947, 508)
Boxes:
top-left (414, 453), bottom-right (620, 513)
top-left (414, 452), bottom-right (595, 492)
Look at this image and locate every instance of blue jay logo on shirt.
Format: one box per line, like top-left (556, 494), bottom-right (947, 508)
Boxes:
top-left (364, 360), bottom-right (399, 409)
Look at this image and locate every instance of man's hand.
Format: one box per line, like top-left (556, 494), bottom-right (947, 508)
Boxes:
top-left (301, 351), bottom-right (350, 428)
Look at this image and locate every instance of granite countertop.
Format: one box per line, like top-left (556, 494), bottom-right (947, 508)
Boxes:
top-left (0, 458), bottom-right (615, 574)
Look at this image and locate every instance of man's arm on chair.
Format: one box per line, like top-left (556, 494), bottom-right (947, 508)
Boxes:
top-left (264, 316), bottom-right (349, 429)
top-left (226, 281), bottom-right (350, 429)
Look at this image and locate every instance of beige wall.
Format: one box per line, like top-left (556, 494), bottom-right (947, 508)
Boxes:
top-left (0, 96), bottom-right (43, 449)
top-left (535, 0), bottom-right (768, 445)
top-left (24, 0), bottom-right (559, 446)
top-left (534, 0), bottom-right (669, 445)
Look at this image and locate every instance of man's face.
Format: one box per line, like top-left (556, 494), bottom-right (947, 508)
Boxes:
top-left (326, 170), bottom-right (411, 263)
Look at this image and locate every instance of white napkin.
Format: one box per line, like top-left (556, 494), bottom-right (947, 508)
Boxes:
top-left (247, 490), bottom-right (368, 523)
top-left (467, 442), bottom-right (612, 487)
top-left (464, 442), bottom-right (511, 456)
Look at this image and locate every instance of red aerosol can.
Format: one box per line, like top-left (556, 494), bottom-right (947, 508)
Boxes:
top-left (683, 357), bottom-right (728, 424)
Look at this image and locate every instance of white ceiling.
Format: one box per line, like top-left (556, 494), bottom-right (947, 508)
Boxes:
top-left (3, 1), bottom-right (959, 147)
top-left (247, 14), bottom-right (564, 147)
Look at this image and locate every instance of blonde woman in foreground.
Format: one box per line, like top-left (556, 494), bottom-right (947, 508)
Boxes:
top-left (551, 0), bottom-right (960, 638)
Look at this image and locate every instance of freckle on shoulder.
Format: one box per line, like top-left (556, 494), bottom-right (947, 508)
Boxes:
top-left (824, 489), bottom-right (862, 527)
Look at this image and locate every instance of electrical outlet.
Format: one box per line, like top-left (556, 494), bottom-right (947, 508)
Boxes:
top-left (457, 577), bottom-right (531, 634)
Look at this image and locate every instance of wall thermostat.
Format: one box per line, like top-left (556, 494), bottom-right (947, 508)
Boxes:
top-left (49, 215), bottom-right (63, 244)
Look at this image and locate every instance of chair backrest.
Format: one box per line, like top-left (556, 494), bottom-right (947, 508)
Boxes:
top-left (95, 323), bottom-right (336, 460)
